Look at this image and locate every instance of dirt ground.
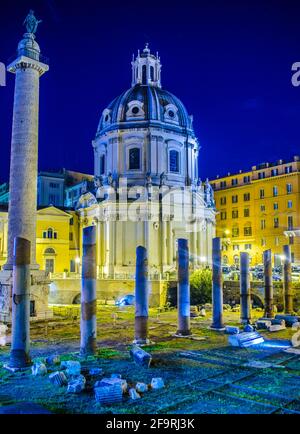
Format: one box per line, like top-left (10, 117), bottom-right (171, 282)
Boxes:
top-left (0, 306), bottom-right (300, 414)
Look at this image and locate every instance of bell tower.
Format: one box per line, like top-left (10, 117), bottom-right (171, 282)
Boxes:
top-left (131, 43), bottom-right (162, 88)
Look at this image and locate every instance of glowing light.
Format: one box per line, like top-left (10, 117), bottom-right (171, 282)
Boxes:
top-left (224, 229), bottom-right (230, 235)
top-left (200, 256), bottom-right (206, 263)
top-left (279, 255), bottom-right (285, 261)
top-left (75, 257), bottom-right (80, 264)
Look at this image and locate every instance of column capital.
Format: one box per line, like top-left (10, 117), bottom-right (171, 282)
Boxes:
top-left (7, 55), bottom-right (49, 76)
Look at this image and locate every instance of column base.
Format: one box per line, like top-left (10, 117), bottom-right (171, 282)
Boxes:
top-left (132, 338), bottom-right (150, 346)
top-left (175, 329), bottom-right (192, 337)
top-left (210, 325), bottom-right (226, 332)
top-left (8, 349), bottom-right (32, 369)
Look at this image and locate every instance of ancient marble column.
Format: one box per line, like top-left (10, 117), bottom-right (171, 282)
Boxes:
top-left (9, 237), bottom-right (31, 368)
top-left (263, 249), bottom-right (274, 318)
top-left (176, 238), bottom-right (191, 336)
top-left (283, 245), bottom-right (293, 314)
top-left (211, 237), bottom-right (225, 330)
top-left (134, 246), bottom-right (149, 344)
top-left (80, 226), bottom-right (97, 355)
top-left (5, 32), bottom-right (48, 269)
top-left (240, 252), bottom-right (251, 324)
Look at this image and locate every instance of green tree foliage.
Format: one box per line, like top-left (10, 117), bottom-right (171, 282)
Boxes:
top-left (190, 268), bottom-right (212, 305)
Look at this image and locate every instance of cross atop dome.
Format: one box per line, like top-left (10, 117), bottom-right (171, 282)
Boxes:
top-left (131, 44), bottom-right (162, 88)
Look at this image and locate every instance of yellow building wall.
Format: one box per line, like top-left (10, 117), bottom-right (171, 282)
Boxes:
top-left (212, 160), bottom-right (300, 266)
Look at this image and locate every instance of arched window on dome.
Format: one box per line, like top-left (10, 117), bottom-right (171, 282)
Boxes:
top-left (129, 148), bottom-right (140, 170)
top-left (169, 150), bottom-right (180, 173)
top-left (150, 65), bottom-right (154, 81)
top-left (100, 154), bottom-right (105, 175)
top-left (142, 65), bottom-right (147, 84)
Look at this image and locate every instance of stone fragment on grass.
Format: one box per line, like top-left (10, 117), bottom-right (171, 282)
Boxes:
top-left (97, 377), bottom-right (127, 393)
top-left (111, 373), bottom-right (121, 379)
top-left (135, 382), bottom-right (148, 393)
top-left (49, 371), bottom-right (68, 387)
top-left (244, 324), bottom-right (254, 333)
top-left (67, 374), bottom-right (86, 393)
top-left (256, 320), bottom-right (272, 330)
top-left (225, 326), bottom-right (240, 334)
top-left (151, 378), bottom-right (164, 390)
top-left (129, 388), bottom-right (141, 400)
top-left (61, 360), bottom-right (81, 376)
top-left (130, 345), bottom-right (152, 368)
top-left (32, 362), bottom-right (47, 376)
top-left (94, 383), bottom-right (123, 404)
top-left (46, 355), bottom-right (60, 366)
top-left (89, 367), bottom-right (103, 376)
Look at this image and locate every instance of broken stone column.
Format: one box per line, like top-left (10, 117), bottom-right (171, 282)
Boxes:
top-left (211, 237), bottom-right (225, 330)
top-left (263, 249), bottom-right (274, 318)
top-left (9, 237), bottom-right (31, 368)
top-left (176, 238), bottom-right (191, 336)
top-left (240, 252), bottom-right (251, 324)
top-left (80, 226), bottom-right (97, 355)
top-left (134, 246), bottom-right (149, 344)
top-left (283, 245), bottom-right (293, 314)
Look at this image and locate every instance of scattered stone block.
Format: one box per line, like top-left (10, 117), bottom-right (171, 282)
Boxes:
top-left (275, 314), bottom-right (300, 327)
top-left (244, 324), bottom-right (254, 333)
top-left (46, 355), bottom-right (60, 366)
top-left (228, 332), bottom-right (264, 348)
top-left (151, 377), bottom-right (165, 390)
top-left (268, 324), bottom-right (286, 332)
top-left (49, 371), bottom-right (68, 387)
top-left (129, 388), bottom-right (141, 400)
top-left (135, 382), bottom-right (148, 393)
top-left (225, 326), bottom-right (240, 334)
top-left (271, 318), bottom-right (285, 326)
top-left (0, 324), bottom-right (8, 347)
top-left (256, 320), bottom-right (272, 330)
top-left (130, 345), bottom-right (152, 368)
top-left (89, 367), bottom-right (103, 376)
top-left (32, 362), bottom-right (47, 376)
top-left (98, 377), bottom-right (127, 394)
top-left (94, 383), bottom-right (123, 405)
top-left (67, 374), bottom-right (86, 394)
top-left (61, 360), bottom-right (81, 376)
top-left (190, 306), bottom-right (199, 317)
top-left (199, 308), bottom-right (206, 317)
top-left (111, 373), bottom-right (121, 379)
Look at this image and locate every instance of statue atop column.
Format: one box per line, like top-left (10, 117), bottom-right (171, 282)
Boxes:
top-left (23, 10), bottom-right (42, 35)
top-left (204, 178), bottom-right (215, 208)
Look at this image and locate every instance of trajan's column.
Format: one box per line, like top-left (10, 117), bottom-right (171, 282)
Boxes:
top-left (0, 11), bottom-right (51, 321)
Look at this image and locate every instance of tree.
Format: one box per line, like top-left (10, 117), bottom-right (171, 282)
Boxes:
top-left (190, 268), bottom-right (212, 305)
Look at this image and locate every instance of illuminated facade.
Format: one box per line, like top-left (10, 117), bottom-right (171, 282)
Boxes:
top-left (211, 156), bottom-right (300, 266)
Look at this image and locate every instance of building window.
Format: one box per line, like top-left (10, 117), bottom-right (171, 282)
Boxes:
top-left (259, 189), bottom-right (264, 199)
top-left (232, 209), bottom-right (238, 218)
top-left (222, 244), bottom-right (228, 251)
top-left (287, 200), bottom-right (293, 209)
top-left (232, 227), bottom-right (239, 237)
top-left (69, 232), bottom-right (73, 241)
top-left (286, 183), bottom-right (292, 194)
top-left (285, 166), bottom-right (292, 174)
top-left (271, 169), bottom-right (278, 177)
top-left (273, 202), bottom-right (278, 210)
top-left (100, 155), bottom-right (105, 175)
top-left (220, 211), bottom-right (227, 220)
top-left (142, 65), bottom-right (147, 84)
top-left (245, 244), bottom-right (252, 250)
top-left (220, 197), bottom-right (226, 205)
top-left (129, 148), bottom-right (140, 170)
top-left (43, 231), bottom-right (47, 239)
top-left (232, 195), bottom-right (238, 203)
top-left (150, 65), bottom-right (154, 81)
top-left (70, 217), bottom-right (74, 225)
top-left (260, 204), bottom-right (265, 212)
top-left (289, 236), bottom-right (294, 245)
top-left (47, 228), bottom-right (53, 239)
top-left (50, 182), bottom-right (59, 189)
top-left (48, 194), bottom-right (58, 205)
top-left (243, 176), bottom-right (250, 184)
top-left (275, 237), bottom-right (279, 246)
top-left (273, 186), bottom-right (278, 197)
top-left (233, 244), bottom-right (239, 251)
top-left (244, 208), bottom-right (250, 217)
top-left (261, 238), bottom-right (266, 246)
top-left (220, 181), bottom-right (227, 188)
top-left (261, 220), bottom-right (266, 230)
top-left (291, 252), bottom-right (295, 263)
top-left (288, 216), bottom-right (293, 230)
top-left (169, 150), bottom-right (179, 173)
top-left (244, 226), bottom-right (252, 236)
top-left (258, 172), bottom-right (265, 179)
top-left (231, 178), bottom-right (238, 186)
top-left (274, 217), bottom-right (279, 228)
top-left (244, 193), bottom-right (250, 201)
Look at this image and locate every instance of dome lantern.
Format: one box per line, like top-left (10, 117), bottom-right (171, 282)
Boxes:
top-left (131, 43), bottom-right (162, 88)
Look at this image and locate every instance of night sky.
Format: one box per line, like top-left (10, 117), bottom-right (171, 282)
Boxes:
top-left (0, 0), bottom-right (299, 183)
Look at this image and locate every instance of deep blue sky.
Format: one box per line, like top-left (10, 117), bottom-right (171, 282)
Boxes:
top-left (0, 0), bottom-right (299, 183)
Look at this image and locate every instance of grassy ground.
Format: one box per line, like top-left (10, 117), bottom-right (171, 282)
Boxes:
top-left (0, 306), bottom-right (300, 414)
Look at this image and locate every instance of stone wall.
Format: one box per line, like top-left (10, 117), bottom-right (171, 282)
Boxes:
top-left (49, 278), bottom-right (168, 307)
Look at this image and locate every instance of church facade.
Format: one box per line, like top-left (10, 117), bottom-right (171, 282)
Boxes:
top-left (76, 45), bottom-right (216, 280)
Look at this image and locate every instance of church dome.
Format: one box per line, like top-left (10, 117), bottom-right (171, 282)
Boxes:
top-left (96, 45), bottom-right (194, 137)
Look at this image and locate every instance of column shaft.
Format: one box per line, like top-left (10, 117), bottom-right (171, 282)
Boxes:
top-left (134, 246), bottom-right (149, 344)
top-left (283, 245), bottom-right (293, 314)
top-left (263, 249), bottom-right (274, 318)
top-left (211, 237), bottom-right (225, 330)
top-left (177, 238), bottom-right (191, 335)
top-left (240, 252), bottom-right (251, 323)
